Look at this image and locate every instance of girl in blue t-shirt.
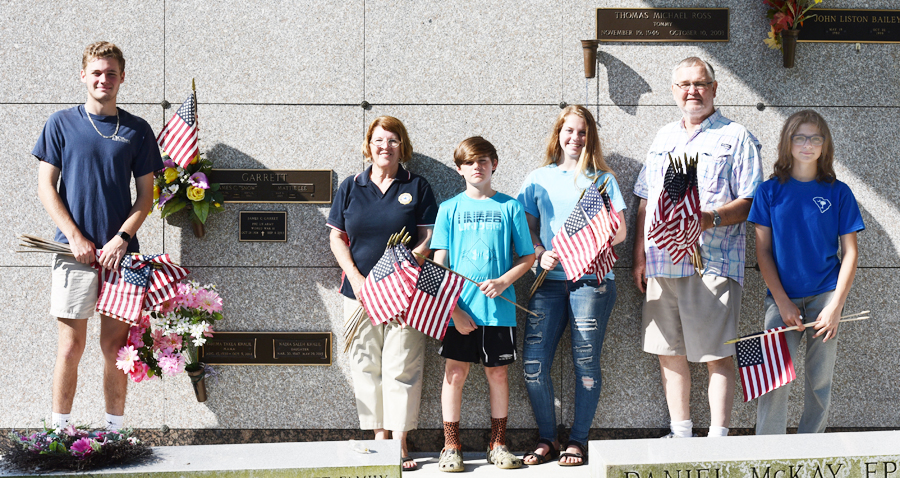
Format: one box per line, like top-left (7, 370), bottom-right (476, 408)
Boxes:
top-left (750, 109), bottom-right (864, 435)
top-left (517, 105), bottom-right (627, 466)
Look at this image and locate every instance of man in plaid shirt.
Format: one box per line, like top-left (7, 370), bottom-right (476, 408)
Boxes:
top-left (632, 57), bottom-right (763, 439)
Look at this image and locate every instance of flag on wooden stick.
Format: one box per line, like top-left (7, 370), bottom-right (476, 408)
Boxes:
top-left (405, 260), bottom-right (465, 340)
top-left (157, 91), bottom-right (198, 168)
top-left (736, 326), bottom-right (796, 402)
top-left (358, 244), bottom-right (419, 326)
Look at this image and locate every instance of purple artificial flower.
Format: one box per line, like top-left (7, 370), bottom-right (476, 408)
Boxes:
top-left (163, 157), bottom-right (176, 169)
top-left (189, 172), bottom-right (210, 189)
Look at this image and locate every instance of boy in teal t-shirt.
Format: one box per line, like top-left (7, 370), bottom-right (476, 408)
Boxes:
top-left (431, 136), bottom-right (534, 471)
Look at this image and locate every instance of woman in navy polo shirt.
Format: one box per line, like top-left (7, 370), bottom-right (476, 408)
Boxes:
top-left (327, 116), bottom-right (438, 470)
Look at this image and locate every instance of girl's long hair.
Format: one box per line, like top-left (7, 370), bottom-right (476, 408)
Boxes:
top-left (542, 105), bottom-right (612, 180)
top-left (773, 109), bottom-right (836, 184)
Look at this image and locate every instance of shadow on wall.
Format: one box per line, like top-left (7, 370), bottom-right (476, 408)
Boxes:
top-left (404, 152), bottom-right (465, 204)
top-left (168, 142), bottom-right (345, 432)
top-left (598, 50), bottom-right (652, 116)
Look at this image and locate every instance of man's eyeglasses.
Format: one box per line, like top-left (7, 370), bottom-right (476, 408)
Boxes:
top-left (674, 81), bottom-right (714, 92)
top-left (371, 138), bottom-right (401, 148)
top-left (791, 134), bottom-right (825, 146)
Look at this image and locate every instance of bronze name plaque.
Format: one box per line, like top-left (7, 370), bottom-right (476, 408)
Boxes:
top-left (597, 8), bottom-right (729, 42)
top-left (800, 9), bottom-right (900, 43)
top-left (199, 332), bottom-right (331, 365)
top-left (239, 211), bottom-right (287, 242)
top-left (210, 169), bottom-right (333, 204)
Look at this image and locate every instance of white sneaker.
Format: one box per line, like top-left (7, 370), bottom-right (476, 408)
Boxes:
top-left (661, 432), bottom-right (698, 438)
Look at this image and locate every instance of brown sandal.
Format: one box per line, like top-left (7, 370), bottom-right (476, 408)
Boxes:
top-left (558, 440), bottom-right (586, 466)
top-left (522, 438), bottom-right (559, 465)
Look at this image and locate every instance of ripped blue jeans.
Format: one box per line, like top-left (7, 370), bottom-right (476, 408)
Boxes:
top-left (523, 278), bottom-right (616, 445)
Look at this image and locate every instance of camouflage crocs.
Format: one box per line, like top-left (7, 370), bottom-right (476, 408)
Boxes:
top-left (487, 444), bottom-right (522, 469)
top-left (439, 447), bottom-right (464, 472)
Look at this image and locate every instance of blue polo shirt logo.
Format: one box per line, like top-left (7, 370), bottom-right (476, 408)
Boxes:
top-left (398, 193), bottom-right (412, 205)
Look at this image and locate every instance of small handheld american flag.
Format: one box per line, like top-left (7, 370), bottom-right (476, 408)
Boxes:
top-left (736, 326), bottom-right (796, 402)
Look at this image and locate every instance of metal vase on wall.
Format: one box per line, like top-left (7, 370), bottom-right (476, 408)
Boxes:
top-left (781, 29), bottom-right (800, 68)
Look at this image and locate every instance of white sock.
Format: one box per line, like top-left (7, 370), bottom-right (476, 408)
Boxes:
top-left (105, 413), bottom-right (124, 431)
top-left (707, 426), bottom-right (729, 437)
top-left (670, 419), bottom-right (693, 438)
top-left (51, 412), bottom-right (70, 429)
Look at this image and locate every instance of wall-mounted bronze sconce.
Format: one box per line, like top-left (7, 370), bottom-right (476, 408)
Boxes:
top-left (581, 40), bottom-right (599, 78)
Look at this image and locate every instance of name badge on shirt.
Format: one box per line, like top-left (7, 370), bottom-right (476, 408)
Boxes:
top-left (111, 135), bottom-right (131, 144)
top-left (398, 193), bottom-right (412, 205)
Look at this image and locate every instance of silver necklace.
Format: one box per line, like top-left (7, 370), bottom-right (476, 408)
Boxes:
top-left (86, 107), bottom-right (122, 140)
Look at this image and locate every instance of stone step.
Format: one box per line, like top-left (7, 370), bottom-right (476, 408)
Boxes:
top-left (590, 430), bottom-right (900, 478)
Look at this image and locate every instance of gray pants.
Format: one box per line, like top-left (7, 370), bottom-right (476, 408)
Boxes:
top-left (755, 291), bottom-right (839, 434)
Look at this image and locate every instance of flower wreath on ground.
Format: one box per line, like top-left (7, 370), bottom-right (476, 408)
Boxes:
top-left (116, 280), bottom-right (224, 382)
top-left (2, 425), bottom-right (151, 472)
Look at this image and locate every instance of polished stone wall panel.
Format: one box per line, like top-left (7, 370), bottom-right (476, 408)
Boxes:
top-left (1, 0), bottom-right (897, 434)
top-left (0, 2), bottom-right (163, 104)
top-left (164, 0), bottom-right (364, 104)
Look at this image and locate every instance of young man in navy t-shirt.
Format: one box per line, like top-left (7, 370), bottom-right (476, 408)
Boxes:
top-left (33, 41), bottom-right (162, 431)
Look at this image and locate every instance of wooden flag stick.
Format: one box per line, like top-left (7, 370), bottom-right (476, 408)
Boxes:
top-left (724, 314), bottom-right (870, 345)
top-left (413, 252), bottom-right (538, 317)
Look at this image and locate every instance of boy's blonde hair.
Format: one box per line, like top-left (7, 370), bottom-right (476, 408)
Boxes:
top-left (82, 41), bottom-right (125, 72)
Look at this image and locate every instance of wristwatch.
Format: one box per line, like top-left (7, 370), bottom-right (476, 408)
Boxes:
top-left (712, 210), bottom-right (722, 228)
top-left (116, 231), bottom-right (132, 242)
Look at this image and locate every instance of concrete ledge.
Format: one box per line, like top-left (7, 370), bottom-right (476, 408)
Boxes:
top-left (590, 430), bottom-right (900, 478)
top-left (1, 440), bottom-right (399, 477)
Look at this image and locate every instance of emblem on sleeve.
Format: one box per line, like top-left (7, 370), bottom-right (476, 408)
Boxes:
top-left (398, 193), bottom-right (412, 205)
top-left (813, 197), bottom-right (831, 213)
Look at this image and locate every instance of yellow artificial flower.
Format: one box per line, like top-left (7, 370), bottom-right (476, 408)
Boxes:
top-left (153, 185), bottom-right (160, 201)
top-left (191, 155), bottom-right (199, 164)
top-left (213, 202), bottom-right (221, 208)
top-left (187, 185), bottom-right (206, 201)
top-left (164, 167), bottom-right (179, 184)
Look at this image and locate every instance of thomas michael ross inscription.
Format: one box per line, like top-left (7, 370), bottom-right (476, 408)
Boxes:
top-left (597, 8), bottom-right (729, 42)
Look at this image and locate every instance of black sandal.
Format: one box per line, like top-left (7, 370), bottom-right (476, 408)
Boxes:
top-left (558, 440), bottom-right (586, 466)
top-left (522, 438), bottom-right (559, 465)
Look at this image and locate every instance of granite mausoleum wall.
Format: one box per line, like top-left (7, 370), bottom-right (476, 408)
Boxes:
top-left (1, 0), bottom-right (898, 444)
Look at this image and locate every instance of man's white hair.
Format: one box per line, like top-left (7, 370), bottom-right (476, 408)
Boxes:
top-left (671, 57), bottom-right (716, 83)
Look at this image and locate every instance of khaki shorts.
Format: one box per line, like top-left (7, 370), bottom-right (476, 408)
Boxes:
top-left (50, 254), bottom-right (99, 319)
top-left (641, 275), bottom-right (740, 362)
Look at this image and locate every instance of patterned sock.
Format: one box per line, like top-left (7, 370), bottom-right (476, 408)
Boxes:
top-left (490, 416), bottom-right (507, 449)
top-left (50, 412), bottom-right (70, 429)
top-left (443, 421), bottom-right (461, 450)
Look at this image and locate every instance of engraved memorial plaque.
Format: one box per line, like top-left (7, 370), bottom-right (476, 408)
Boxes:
top-left (596, 8), bottom-right (729, 42)
top-left (800, 9), bottom-right (900, 43)
top-left (239, 211), bottom-right (287, 242)
top-left (210, 169), bottom-right (333, 204)
top-left (200, 332), bottom-right (332, 365)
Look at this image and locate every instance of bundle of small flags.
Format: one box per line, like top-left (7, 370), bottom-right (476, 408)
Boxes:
top-left (647, 153), bottom-right (703, 272)
top-left (15, 234), bottom-right (189, 326)
top-left (95, 254), bottom-right (190, 325)
top-left (531, 178), bottom-right (620, 297)
top-left (343, 228), bottom-right (465, 351)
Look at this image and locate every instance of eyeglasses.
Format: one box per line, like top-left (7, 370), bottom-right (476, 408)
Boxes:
top-left (371, 138), bottom-right (401, 148)
top-left (674, 81), bottom-right (714, 92)
top-left (791, 134), bottom-right (825, 146)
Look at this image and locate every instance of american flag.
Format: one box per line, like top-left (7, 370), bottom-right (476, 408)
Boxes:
top-left (406, 260), bottom-right (465, 340)
top-left (358, 246), bottom-right (419, 326)
top-left (585, 194), bottom-right (620, 279)
top-left (736, 327), bottom-right (796, 402)
top-left (552, 186), bottom-right (612, 281)
top-left (144, 254), bottom-right (190, 310)
top-left (156, 92), bottom-right (198, 168)
top-left (96, 255), bottom-right (154, 325)
top-left (648, 159), bottom-right (702, 264)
